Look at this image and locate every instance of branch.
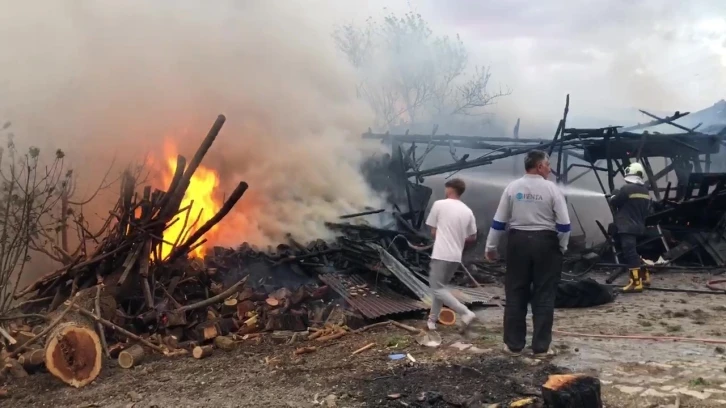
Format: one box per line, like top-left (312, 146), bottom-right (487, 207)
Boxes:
top-left (68, 155), bottom-right (117, 205)
top-left (451, 66), bottom-right (511, 116)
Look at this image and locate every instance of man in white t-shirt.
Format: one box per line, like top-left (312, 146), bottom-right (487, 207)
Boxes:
top-left (425, 178), bottom-right (478, 332)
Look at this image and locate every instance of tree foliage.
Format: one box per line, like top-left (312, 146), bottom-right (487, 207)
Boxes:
top-left (333, 12), bottom-right (510, 130)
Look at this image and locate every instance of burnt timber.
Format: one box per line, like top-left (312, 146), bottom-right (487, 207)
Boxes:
top-left (362, 96), bottom-right (726, 269)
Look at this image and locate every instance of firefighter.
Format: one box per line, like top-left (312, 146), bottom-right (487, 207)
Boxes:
top-left (609, 162), bottom-right (652, 293)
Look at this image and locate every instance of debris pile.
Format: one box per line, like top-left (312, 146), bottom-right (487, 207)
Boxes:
top-left (366, 96), bottom-right (726, 276)
top-left (0, 116), bottom-right (496, 389)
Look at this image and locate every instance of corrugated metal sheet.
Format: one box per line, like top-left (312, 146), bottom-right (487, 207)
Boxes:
top-left (319, 273), bottom-right (428, 319)
top-left (374, 244), bottom-right (494, 306)
top-left (448, 286), bottom-right (495, 305)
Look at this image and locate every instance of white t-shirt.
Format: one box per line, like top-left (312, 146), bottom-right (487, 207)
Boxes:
top-left (425, 198), bottom-right (477, 263)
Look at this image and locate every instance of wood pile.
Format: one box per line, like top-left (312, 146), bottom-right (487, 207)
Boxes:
top-left (0, 115), bottom-right (258, 387)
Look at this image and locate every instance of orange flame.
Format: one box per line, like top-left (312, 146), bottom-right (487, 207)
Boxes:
top-left (160, 140), bottom-right (221, 259)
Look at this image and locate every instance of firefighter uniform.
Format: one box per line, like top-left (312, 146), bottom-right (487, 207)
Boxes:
top-left (609, 163), bottom-right (652, 293)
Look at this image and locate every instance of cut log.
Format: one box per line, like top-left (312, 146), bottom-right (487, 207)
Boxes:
top-left (200, 324), bottom-right (219, 341)
top-left (117, 344), bottom-right (145, 369)
top-left (316, 329), bottom-right (347, 342)
top-left (192, 345), bottom-right (213, 359)
top-left (351, 342), bottom-right (375, 356)
top-left (18, 349), bottom-right (45, 371)
top-left (542, 374), bottom-right (602, 408)
top-left (438, 308), bottom-right (456, 326)
top-left (222, 298), bottom-right (238, 315)
top-left (213, 336), bottom-right (236, 351)
top-left (40, 287), bottom-right (118, 387)
top-left (45, 319), bottom-right (102, 388)
top-left (293, 346), bottom-right (316, 356)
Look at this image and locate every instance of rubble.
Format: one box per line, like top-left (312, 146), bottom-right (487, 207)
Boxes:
top-left (364, 96), bottom-right (726, 278)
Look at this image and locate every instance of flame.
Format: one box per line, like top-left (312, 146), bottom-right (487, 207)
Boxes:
top-left (160, 140), bottom-right (221, 259)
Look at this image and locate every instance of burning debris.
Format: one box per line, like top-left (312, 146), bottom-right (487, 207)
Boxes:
top-left (0, 114), bottom-right (253, 387)
top-left (4, 94), bottom-right (723, 404)
top-left (0, 114), bottom-right (497, 389)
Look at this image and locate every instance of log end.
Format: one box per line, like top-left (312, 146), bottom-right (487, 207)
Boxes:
top-left (45, 322), bottom-right (102, 388)
top-left (192, 345), bottom-right (213, 359)
top-left (117, 345), bottom-right (145, 369)
top-left (437, 308), bottom-right (456, 326)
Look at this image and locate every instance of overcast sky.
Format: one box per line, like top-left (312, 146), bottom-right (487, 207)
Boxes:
top-left (339, 0), bottom-right (726, 127)
top-left (1, 0), bottom-right (723, 140)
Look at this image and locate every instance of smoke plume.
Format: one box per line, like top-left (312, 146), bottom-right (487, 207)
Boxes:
top-left (0, 1), bottom-right (384, 248)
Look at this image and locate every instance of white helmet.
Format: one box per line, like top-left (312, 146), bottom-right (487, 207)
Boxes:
top-left (625, 162), bottom-right (644, 178)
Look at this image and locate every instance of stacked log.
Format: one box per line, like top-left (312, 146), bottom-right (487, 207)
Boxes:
top-left (3, 115), bottom-right (255, 387)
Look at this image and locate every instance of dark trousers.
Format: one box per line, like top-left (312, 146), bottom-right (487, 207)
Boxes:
top-left (504, 229), bottom-right (562, 353)
top-left (619, 233), bottom-right (640, 268)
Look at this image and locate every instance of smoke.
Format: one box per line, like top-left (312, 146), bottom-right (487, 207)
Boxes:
top-left (0, 1), bottom-right (386, 249)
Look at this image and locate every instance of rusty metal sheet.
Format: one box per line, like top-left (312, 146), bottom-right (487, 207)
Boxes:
top-left (319, 273), bottom-right (428, 319)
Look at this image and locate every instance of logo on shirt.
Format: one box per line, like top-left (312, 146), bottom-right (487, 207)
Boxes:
top-left (515, 192), bottom-right (543, 202)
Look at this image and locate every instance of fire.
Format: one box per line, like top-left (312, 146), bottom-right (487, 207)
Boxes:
top-left (160, 140), bottom-right (221, 259)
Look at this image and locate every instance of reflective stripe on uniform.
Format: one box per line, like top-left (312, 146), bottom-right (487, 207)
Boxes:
top-left (628, 193), bottom-right (650, 200)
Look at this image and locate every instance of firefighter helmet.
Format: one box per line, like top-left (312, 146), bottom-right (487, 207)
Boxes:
top-left (625, 162), bottom-right (645, 178)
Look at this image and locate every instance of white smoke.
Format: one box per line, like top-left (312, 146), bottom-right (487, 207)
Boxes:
top-left (0, 1), bottom-right (386, 251)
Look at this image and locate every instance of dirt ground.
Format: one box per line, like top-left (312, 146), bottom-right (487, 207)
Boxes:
top-left (3, 271), bottom-right (726, 407)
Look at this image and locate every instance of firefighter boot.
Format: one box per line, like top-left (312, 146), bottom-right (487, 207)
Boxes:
top-left (622, 268), bottom-right (644, 293)
top-left (641, 266), bottom-right (651, 287)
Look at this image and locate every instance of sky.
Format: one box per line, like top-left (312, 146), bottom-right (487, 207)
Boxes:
top-left (345, 0), bottom-right (726, 128)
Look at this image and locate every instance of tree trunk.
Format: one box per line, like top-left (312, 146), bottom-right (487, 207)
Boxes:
top-left (44, 316), bottom-right (102, 388)
top-left (43, 286), bottom-right (116, 388)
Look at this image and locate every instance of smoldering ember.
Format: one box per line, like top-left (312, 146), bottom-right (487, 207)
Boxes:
top-left (1, 95), bottom-right (726, 408)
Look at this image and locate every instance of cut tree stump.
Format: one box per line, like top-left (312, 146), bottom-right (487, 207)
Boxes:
top-left (542, 374), bottom-right (602, 408)
top-left (117, 344), bottom-right (145, 369)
